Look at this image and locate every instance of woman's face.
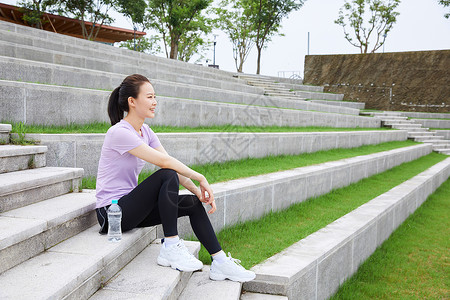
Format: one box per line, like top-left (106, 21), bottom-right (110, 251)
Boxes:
top-left (132, 82), bottom-right (157, 119)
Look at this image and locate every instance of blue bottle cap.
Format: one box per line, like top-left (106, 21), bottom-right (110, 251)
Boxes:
top-left (111, 199), bottom-right (118, 204)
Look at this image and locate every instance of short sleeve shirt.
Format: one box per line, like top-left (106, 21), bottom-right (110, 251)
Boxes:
top-left (95, 119), bottom-right (161, 208)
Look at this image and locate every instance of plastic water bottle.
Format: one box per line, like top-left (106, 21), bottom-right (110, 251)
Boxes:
top-left (107, 200), bottom-right (122, 242)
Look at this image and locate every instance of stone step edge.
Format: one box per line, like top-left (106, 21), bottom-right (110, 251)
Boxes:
top-left (0, 124), bottom-right (12, 133)
top-left (0, 225), bottom-right (156, 300)
top-left (170, 144), bottom-right (430, 240)
top-left (90, 240), bottom-right (201, 300)
top-left (242, 157), bottom-right (450, 299)
top-left (0, 144), bottom-right (47, 157)
top-left (0, 167), bottom-right (84, 197)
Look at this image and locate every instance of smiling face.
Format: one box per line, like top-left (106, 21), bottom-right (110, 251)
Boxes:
top-left (128, 81), bottom-right (157, 120)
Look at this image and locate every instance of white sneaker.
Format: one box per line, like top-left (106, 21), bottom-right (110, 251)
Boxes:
top-left (209, 252), bottom-right (256, 282)
top-left (157, 239), bottom-right (203, 272)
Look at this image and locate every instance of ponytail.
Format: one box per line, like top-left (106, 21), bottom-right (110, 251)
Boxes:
top-left (108, 86), bottom-right (123, 126)
top-left (107, 74), bottom-right (152, 126)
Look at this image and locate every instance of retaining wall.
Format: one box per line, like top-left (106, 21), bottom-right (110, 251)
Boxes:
top-left (24, 130), bottom-right (407, 176)
top-left (434, 130), bottom-right (450, 139)
top-left (413, 119), bottom-right (450, 129)
top-left (304, 50), bottom-right (450, 112)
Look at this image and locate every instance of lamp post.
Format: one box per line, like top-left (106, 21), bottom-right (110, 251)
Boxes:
top-left (213, 34), bottom-right (218, 66)
top-left (133, 26), bottom-right (137, 51)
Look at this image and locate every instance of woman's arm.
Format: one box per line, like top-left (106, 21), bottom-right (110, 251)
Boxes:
top-left (128, 143), bottom-right (216, 213)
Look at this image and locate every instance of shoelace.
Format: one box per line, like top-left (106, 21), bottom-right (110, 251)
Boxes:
top-left (227, 252), bottom-right (244, 268)
top-left (175, 239), bottom-right (196, 259)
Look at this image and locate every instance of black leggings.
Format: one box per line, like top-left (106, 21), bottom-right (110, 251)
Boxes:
top-left (96, 168), bottom-right (222, 255)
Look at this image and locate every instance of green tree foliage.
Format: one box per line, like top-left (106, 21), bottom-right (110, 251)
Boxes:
top-left (116, 0), bottom-right (147, 28)
top-left (335, 0), bottom-right (401, 53)
top-left (245, 0), bottom-right (304, 74)
top-left (145, 0), bottom-right (212, 60)
top-left (18, 0), bottom-right (53, 29)
top-left (214, 0), bottom-right (255, 72)
top-left (119, 35), bottom-right (162, 54)
top-left (437, 0), bottom-right (450, 18)
top-left (176, 15), bottom-right (212, 62)
top-left (49, 0), bottom-right (116, 41)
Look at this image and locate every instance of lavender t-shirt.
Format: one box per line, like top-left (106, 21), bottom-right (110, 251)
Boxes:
top-left (95, 119), bottom-right (161, 208)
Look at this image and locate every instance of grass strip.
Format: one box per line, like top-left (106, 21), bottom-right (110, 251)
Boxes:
top-left (331, 177), bottom-right (449, 299)
top-left (187, 152), bottom-right (447, 268)
top-left (81, 140), bottom-right (418, 189)
top-left (4, 121), bottom-right (392, 134)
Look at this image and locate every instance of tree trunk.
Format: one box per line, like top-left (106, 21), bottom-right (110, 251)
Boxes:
top-left (256, 46), bottom-right (262, 74)
top-left (170, 37), bottom-right (179, 60)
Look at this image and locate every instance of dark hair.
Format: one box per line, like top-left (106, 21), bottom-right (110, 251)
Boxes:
top-left (108, 74), bottom-right (152, 125)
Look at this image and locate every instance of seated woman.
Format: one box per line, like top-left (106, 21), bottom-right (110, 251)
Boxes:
top-left (95, 74), bottom-right (255, 282)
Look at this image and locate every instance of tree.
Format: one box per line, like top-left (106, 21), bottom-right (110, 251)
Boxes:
top-left (119, 35), bottom-right (162, 54)
top-left (245, 0), bottom-right (304, 74)
top-left (214, 0), bottom-right (255, 72)
top-left (145, 0), bottom-right (212, 60)
top-left (176, 15), bottom-right (212, 62)
top-left (49, 0), bottom-right (116, 41)
top-left (437, 0), bottom-right (450, 19)
top-left (335, 0), bottom-right (401, 54)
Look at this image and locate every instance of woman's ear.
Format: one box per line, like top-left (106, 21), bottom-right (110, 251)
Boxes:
top-left (127, 96), bottom-right (135, 108)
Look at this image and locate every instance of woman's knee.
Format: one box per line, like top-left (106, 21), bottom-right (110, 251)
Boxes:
top-left (155, 168), bottom-right (179, 184)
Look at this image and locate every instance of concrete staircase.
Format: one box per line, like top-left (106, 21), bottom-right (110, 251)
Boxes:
top-left (362, 111), bottom-right (450, 155)
top-left (236, 74), bottom-right (365, 110)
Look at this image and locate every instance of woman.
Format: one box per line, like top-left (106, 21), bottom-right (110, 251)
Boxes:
top-left (95, 74), bottom-right (255, 282)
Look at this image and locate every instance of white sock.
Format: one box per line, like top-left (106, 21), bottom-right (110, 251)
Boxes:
top-left (164, 236), bottom-right (180, 248)
top-left (212, 250), bottom-right (227, 264)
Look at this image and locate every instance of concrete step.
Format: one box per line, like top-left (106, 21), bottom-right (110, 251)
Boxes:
top-left (371, 111), bottom-right (404, 116)
top-left (243, 158), bottom-right (450, 299)
top-left (0, 80), bottom-right (375, 128)
top-left (0, 21), bottom-right (242, 84)
top-left (390, 124), bottom-right (423, 129)
top-left (401, 112), bottom-right (450, 119)
top-left (421, 139), bottom-right (450, 145)
top-left (407, 131), bottom-right (435, 137)
top-left (0, 124), bottom-right (11, 144)
top-left (0, 145), bottom-right (47, 174)
top-left (0, 190), bottom-right (96, 274)
top-left (374, 116), bottom-right (408, 120)
top-left (241, 292), bottom-right (288, 300)
top-left (0, 166), bottom-right (83, 212)
top-left (178, 265), bottom-right (242, 300)
top-left (294, 91), bottom-right (344, 101)
top-left (413, 136), bottom-right (444, 142)
top-left (309, 99), bottom-right (365, 110)
top-left (281, 83), bottom-right (323, 93)
top-left (236, 74), bottom-right (303, 85)
top-left (404, 127), bottom-right (430, 132)
top-left (434, 148), bottom-right (450, 155)
top-left (382, 120), bottom-right (415, 125)
top-left (0, 55), bottom-right (264, 98)
top-left (89, 239), bottom-right (200, 300)
top-left (0, 225), bottom-right (156, 299)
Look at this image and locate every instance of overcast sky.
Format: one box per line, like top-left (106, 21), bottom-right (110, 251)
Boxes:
top-left (2, 0), bottom-right (450, 78)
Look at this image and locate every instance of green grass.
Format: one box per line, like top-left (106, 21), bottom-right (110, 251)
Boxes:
top-left (188, 152), bottom-right (447, 269)
top-left (330, 177), bottom-right (450, 300)
top-left (4, 121), bottom-right (393, 134)
top-left (81, 140), bottom-right (418, 189)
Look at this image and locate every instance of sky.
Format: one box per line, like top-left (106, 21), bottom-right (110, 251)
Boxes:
top-left (2, 0), bottom-right (450, 78)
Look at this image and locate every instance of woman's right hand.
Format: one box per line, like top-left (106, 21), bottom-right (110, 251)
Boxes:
top-left (199, 177), bottom-right (216, 214)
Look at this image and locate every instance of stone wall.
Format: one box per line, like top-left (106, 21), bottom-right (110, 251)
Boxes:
top-left (303, 50), bottom-right (450, 113)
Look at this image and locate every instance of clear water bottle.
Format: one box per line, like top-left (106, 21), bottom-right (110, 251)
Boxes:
top-left (107, 199), bottom-right (122, 242)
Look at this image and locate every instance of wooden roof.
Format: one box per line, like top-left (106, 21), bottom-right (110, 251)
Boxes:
top-left (0, 2), bottom-right (146, 43)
